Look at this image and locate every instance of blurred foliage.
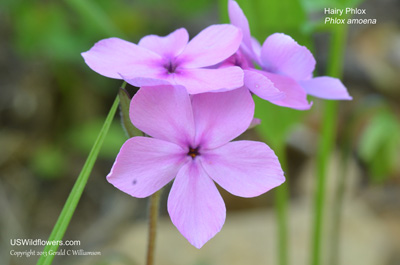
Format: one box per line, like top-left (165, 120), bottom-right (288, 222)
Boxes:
top-left (301, 0), bottom-right (364, 13)
top-left (358, 109), bottom-right (400, 183)
top-left (31, 144), bottom-right (67, 180)
top-left (66, 120), bottom-right (127, 159)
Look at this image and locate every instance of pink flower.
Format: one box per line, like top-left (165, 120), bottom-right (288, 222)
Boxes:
top-left (227, 0), bottom-right (352, 110)
top-left (82, 25), bottom-right (244, 94)
top-left (107, 85), bottom-right (285, 248)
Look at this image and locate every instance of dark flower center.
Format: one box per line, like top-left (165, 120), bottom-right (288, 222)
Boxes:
top-left (188, 147), bottom-right (200, 159)
top-left (165, 60), bottom-right (177, 74)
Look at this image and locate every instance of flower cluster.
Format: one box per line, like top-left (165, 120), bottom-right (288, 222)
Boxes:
top-left (82, 0), bottom-right (351, 248)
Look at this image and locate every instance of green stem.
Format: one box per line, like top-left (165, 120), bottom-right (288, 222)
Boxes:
top-left (328, 141), bottom-right (350, 265)
top-left (146, 190), bottom-right (161, 265)
top-left (311, 24), bottom-right (348, 265)
top-left (36, 91), bottom-right (122, 265)
top-left (274, 142), bottom-right (289, 265)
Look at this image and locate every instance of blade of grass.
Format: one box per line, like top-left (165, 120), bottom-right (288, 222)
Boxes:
top-left (36, 83), bottom-right (125, 265)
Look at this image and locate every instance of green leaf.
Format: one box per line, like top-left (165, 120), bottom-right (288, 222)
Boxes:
top-left (36, 95), bottom-right (120, 265)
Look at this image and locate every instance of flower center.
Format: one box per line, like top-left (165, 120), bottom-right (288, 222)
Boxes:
top-left (187, 147), bottom-right (200, 159)
top-left (164, 60), bottom-right (177, 74)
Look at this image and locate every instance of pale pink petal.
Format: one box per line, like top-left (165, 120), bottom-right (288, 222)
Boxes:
top-left (168, 161), bottom-right (226, 248)
top-left (228, 1), bottom-right (253, 55)
top-left (107, 137), bottom-right (187, 198)
top-left (129, 85), bottom-right (195, 147)
top-left (218, 50), bottom-right (252, 70)
top-left (248, 118), bottom-right (261, 129)
top-left (191, 87), bottom-right (254, 149)
top-left (299, 76), bottom-right (352, 100)
top-left (120, 73), bottom-right (173, 87)
top-left (259, 71), bottom-right (312, 110)
top-left (81, 37), bottom-right (162, 79)
top-left (260, 33), bottom-right (316, 80)
top-left (244, 69), bottom-right (284, 101)
top-left (251, 37), bottom-right (262, 59)
top-left (138, 28), bottom-right (189, 58)
top-left (173, 67), bottom-right (244, 94)
top-left (201, 141), bottom-right (285, 197)
top-left (178, 24), bottom-right (242, 68)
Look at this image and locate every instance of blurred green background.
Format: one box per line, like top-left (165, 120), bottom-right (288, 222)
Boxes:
top-left (1, 0), bottom-right (399, 264)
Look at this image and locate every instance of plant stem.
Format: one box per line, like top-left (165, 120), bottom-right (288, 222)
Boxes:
top-left (311, 23), bottom-right (348, 265)
top-left (274, 142), bottom-right (289, 265)
top-left (146, 190), bottom-right (161, 265)
top-left (37, 89), bottom-right (122, 265)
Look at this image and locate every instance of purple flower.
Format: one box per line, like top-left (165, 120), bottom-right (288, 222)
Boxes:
top-left (107, 85), bottom-right (285, 248)
top-left (227, 0), bottom-right (352, 110)
top-left (82, 25), bottom-right (244, 94)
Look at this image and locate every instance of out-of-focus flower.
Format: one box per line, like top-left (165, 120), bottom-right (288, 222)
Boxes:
top-left (82, 25), bottom-right (244, 94)
top-left (107, 85), bottom-right (285, 248)
top-left (227, 0), bottom-right (352, 110)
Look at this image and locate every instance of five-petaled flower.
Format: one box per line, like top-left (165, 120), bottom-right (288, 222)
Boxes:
top-left (82, 25), bottom-right (244, 94)
top-left (107, 85), bottom-right (285, 248)
top-left (225, 0), bottom-right (352, 110)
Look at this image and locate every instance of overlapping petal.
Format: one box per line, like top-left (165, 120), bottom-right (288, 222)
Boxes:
top-left (179, 24), bottom-right (242, 68)
top-left (168, 161), bottom-right (226, 248)
top-left (129, 85), bottom-right (195, 147)
top-left (138, 28), bottom-right (189, 58)
top-left (260, 33), bottom-right (316, 81)
top-left (81, 37), bottom-right (162, 79)
top-left (173, 67), bottom-right (244, 94)
top-left (191, 87), bottom-right (254, 149)
top-left (120, 74), bottom-right (172, 88)
top-left (299, 77), bottom-right (352, 100)
top-left (244, 70), bottom-right (284, 101)
top-left (201, 141), bottom-right (285, 197)
top-left (259, 71), bottom-right (312, 110)
top-left (228, 0), bottom-right (254, 58)
top-left (107, 137), bottom-right (187, 198)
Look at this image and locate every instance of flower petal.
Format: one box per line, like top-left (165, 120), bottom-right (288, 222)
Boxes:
top-left (179, 24), bottom-right (242, 68)
top-left (173, 67), bottom-right (244, 94)
top-left (129, 85), bottom-right (195, 147)
top-left (299, 76), bottom-right (352, 100)
top-left (259, 71), bottom-right (312, 110)
top-left (138, 28), bottom-right (189, 58)
top-left (251, 37), bottom-right (262, 59)
top-left (191, 87), bottom-right (254, 149)
top-left (201, 141), bottom-right (285, 197)
top-left (168, 160), bottom-right (226, 248)
top-left (120, 73), bottom-right (173, 88)
top-left (228, 1), bottom-right (255, 57)
top-left (81, 37), bottom-right (162, 79)
top-left (260, 33), bottom-right (316, 80)
top-left (107, 137), bottom-right (186, 198)
top-left (244, 69), bottom-right (284, 101)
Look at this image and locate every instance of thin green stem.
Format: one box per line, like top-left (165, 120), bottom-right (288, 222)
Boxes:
top-left (311, 24), bottom-right (348, 265)
top-left (146, 190), bottom-right (161, 265)
top-left (36, 89), bottom-right (122, 265)
top-left (328, 142), bottom-right (350, 265)
top-left (274, 142), bottom-right (289, 265)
